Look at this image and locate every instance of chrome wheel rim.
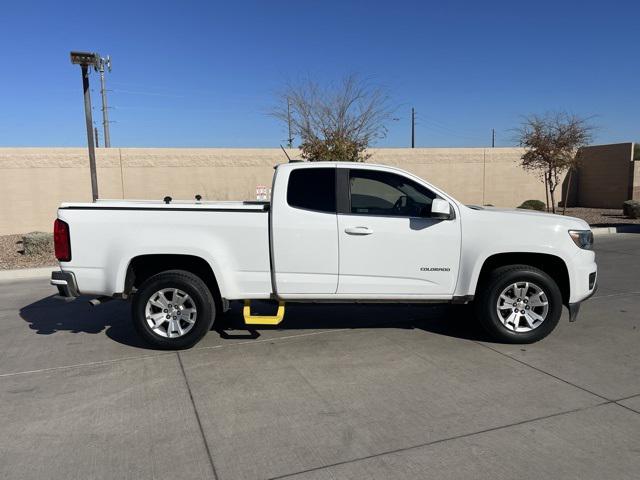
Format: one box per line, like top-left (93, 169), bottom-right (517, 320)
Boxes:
top-left (496, 281), bottom-right (549, 333)
top-left (144, 288), bottom-right (197, 338)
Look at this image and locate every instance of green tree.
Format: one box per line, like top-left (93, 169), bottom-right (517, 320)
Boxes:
top-left (272, 74), bottom-right (394, 162)
top-left (515, 112), bottom-right (594, 213)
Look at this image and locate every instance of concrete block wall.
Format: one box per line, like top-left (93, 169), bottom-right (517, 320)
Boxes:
top-left (0, 146), bottom-right (554, 236)
top-left (575, 143), bottom-right (635, 208)
top-left (632, 145), bottom-right (640, 201)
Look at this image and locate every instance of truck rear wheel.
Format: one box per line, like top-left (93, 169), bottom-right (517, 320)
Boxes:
top-left (475, 265), bottom-right (562, 343)
top-left (132, 270), bottom-right (215, 349)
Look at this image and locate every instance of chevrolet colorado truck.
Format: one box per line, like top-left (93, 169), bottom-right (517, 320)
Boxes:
top-left (51, 161), bottom-right (597, 349)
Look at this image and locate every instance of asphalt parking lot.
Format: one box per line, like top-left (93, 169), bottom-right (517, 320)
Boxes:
top-left (1, 234), bottom-right (639, 480)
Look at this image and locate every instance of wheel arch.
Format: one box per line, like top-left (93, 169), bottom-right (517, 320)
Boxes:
top-left (474, 252), bottom-right (570, 305)
top-left (123, 254), bottom-right (223, 308)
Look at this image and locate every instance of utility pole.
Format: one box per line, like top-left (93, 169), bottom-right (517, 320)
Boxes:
top-left (96, 55), bottom-right (112, 147)
top-left (286, 97), bottom-right (293, 149)
top-left (70, 52), bottom-right (99, 202)
top-left (94, 126), bottom-right (100, 148)
top-left (492, 128), bottom-right (495, 148)
top-left (411, 107), bottom-right (415, 148)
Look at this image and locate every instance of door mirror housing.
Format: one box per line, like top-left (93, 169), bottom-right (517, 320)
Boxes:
top-left (431, 198), bottom-right (453, 219)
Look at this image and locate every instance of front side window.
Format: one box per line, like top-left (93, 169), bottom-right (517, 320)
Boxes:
top-left (287, 168), bottom-right (336, 213)
top-left (349, 169), bottom-right (436, 217)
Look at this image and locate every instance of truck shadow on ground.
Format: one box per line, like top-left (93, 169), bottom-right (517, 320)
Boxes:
top-left (19, 296), bottom-right (490, 349)
top-left (19, 295), bottom-right (150, 348)
top-left (219, 301), bottom-right (490, 340)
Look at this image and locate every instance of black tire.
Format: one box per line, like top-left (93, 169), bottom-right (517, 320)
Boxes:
top-left (132, 270), bottom-right (215, 349)
top-left (474, 265), bottom-right (562, 343)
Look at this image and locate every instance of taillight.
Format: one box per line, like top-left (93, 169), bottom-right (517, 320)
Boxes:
top-left (54, 219), bottom-right (71, 262)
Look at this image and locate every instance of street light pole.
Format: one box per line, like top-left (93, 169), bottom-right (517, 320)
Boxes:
top-left (71, 51), bottom-right (100, 202)
top-left (81, 64), bottom-right (99, 201)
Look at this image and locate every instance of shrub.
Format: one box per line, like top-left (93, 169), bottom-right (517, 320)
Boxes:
top-left (22, 231), bottom-right (53, 256)
top-left (518, 200), bottom-right (546, 211)
top-left (623, 200), bottom-right (640, 219)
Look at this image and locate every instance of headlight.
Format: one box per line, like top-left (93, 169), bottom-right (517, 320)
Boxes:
top-left (569, 230), bottom-right (593, 250)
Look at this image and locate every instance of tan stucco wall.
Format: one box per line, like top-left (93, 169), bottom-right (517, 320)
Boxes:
top-left (0, 146), bottom-right (550, 236)
top-left (576, 143), bottom-right (635, 208)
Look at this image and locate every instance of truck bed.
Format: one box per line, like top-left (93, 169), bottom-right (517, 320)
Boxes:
top-left (57, 199), bottom-right (272, 298)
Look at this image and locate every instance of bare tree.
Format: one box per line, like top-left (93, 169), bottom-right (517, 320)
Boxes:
top-left (271, 74), bottom-right (394, 162)
top-left (515, 112), bottom-right (594, 213)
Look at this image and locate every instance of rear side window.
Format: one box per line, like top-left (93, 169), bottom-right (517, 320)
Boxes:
top-left (287, 168), bottom-right (336, 213)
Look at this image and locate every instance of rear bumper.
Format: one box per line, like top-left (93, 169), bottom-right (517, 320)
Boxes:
top-left (50, 270), bottom-right (80, 298)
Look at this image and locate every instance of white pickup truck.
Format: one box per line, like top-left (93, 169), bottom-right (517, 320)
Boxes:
top-left (51, 161), bottom-right (597, 349)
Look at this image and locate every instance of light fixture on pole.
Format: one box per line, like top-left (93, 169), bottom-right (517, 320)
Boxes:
top-left (70, 51), bottom-right (100, 202)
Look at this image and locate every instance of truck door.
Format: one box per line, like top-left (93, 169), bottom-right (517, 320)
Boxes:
top-left (271, 166), bottom-right (339, 295)
top-left (337, 167), bottom-right (461, 296)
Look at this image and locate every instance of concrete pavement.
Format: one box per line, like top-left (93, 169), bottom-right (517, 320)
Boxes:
top-left (1, 234), bottom-right (639, 479)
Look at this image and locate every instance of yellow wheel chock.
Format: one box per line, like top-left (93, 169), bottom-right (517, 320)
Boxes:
top-left (243, 300), bottom-right (285, 325)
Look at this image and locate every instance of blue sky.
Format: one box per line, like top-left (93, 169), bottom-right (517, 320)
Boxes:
top-left (1, 0), bottom-right (638, 148)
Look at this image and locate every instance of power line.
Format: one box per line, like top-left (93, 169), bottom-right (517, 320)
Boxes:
top-left (418, 116), bottom-right (486, 142)
top-left (408, 108), bottom-right (484, 142)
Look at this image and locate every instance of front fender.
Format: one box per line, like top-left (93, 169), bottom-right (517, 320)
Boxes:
top-left (459, 246), bottom-right (571, 299)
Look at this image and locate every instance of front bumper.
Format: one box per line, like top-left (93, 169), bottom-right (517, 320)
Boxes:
top-left (51, 270), bottom-right (80, 298)
top-left (568, 279), bottom-right (597, 322)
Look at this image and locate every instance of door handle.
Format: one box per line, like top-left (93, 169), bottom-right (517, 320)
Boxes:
top-left (345, 226), bottom-right (373, 235)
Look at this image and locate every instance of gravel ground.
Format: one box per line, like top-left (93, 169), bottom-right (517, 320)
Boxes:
top-left (560, 207), bottom-right (640, 226)
top-left (0, 234), bottom-right (57, 270)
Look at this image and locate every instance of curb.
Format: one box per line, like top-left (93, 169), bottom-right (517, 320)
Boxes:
top-left (591, 225), bottom-right (640, 236)
top-left (0, 266), bottom-right (57, 283)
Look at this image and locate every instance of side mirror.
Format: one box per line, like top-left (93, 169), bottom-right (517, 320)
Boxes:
top-left (431, 198), bottom-right (452, 219)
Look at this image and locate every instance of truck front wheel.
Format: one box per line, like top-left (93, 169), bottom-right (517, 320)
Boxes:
top-left (475, 265), bottom-right (562, 343)
top-left (132, 270), bottom-right (215, 349)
